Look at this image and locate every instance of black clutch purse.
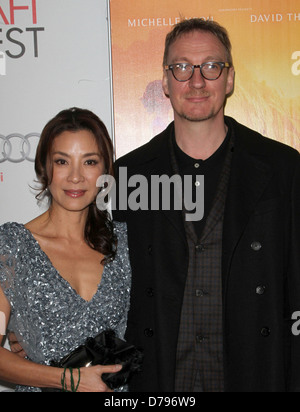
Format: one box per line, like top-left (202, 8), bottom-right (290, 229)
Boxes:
top-left (43, 330), bottom-right (143, 391)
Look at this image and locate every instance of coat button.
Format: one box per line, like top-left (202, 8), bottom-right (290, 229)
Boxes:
top-left (195, 289), bottom-right (209, 297)
top-left (251, 241), bottom-right (262, 251)
top-left (144, 328), bottom-right (154, 338)
top-left (146, 288), bottom-right (154, 297)
top-left (256, 285), bottom-right (266, 295)
top-left (261, 327), bottom-right (271, 337)
top-left (196, 244), bottom-right (205, 253)
top-left (196, 335), bottom-right (209, 343)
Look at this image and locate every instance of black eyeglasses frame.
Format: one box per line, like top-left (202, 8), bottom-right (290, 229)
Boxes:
top-left (164, 62), bottom-right (231, 82)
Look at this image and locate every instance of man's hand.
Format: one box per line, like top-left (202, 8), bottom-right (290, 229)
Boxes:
top-left (8, 332), bottom-right (26, 358)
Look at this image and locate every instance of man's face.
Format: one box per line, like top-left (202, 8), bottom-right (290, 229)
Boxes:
top-left (162, 30), bottom-right (235, 124)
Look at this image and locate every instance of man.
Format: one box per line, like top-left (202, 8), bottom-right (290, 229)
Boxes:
top-left (9, 18), bottom-right (300, 392)
top-left (114, 19), bottom-right (300, 392)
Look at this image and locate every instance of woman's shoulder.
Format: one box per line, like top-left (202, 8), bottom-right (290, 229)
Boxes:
top-left (0, 222), bottom-right (37, 264)
top-left (113, 220), bottom-right (127, 233)
top-left (0, 222), bottom-right (27, 252)
top-left (0, 222), bottom-right (25, 232)
top-left (113, 221), bottom-right (128, 239)
top-left (0, 223), bottom-right (28, 296)
top-left (112, 221), bottom-right (130, 264)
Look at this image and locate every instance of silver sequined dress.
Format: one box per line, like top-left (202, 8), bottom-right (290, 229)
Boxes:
top-left (0, 221), bottom-right (131, 392)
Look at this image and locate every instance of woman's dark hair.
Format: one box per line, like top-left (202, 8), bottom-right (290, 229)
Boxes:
top-left (35, 107), bottom-right (117, 264)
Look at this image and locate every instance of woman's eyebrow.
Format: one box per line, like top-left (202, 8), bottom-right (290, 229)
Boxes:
top-left (82, 153), bottom-right (101, 158)
top-left (52, 152), bottom-right (101, 158)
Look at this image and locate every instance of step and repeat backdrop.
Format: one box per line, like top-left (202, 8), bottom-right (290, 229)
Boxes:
top-left (110, 0), bottom-right (300, 158)
top-left (0, 0), bottom-right (299, 391)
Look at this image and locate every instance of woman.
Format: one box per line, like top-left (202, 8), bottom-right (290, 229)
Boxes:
top-left (0, 108), bottom-right (131, 392)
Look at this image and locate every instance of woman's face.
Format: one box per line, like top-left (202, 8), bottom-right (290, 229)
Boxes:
top-left (48, 130), bottom-right (105, 213)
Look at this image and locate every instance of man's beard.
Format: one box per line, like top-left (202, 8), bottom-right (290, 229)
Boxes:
top-left (179, 105), bottom-right (217, 123)
top-left (181, 111), bottom-right (216, 122)
top-left (179, 99), bottom-right (225, 123)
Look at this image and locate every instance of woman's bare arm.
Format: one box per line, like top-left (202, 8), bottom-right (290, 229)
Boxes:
top-left (0, 285), bottom-right (62, 389)
top-left (0, 286), bottom-right (121, 392)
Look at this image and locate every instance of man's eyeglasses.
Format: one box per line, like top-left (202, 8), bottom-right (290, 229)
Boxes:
top-left (164, 62), bottom-right (231, 82)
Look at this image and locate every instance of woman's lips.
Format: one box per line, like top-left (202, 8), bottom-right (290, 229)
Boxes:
top-left (64, 190), bottom-right (87, 198)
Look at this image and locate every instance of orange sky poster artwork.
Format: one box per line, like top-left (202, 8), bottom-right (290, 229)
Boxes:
top-left (109, 0), bottom-right (300, 158)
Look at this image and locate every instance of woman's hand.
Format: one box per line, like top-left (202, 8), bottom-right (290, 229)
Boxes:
top-left (8, 332), bottom-right (27, 358)
top-left (74, 364), bottom-right (122, 393)
top-left (8, 331), bottom-right (123, 392)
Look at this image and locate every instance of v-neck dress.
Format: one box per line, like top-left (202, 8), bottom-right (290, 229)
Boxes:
top-left (0, 221), bottom-right (131, 392)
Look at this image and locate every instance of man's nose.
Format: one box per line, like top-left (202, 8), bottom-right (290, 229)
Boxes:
top-left (189, 67), bottom-right (206, 88)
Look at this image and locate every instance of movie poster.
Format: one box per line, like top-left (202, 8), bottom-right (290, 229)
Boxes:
top-left (110, 0), bottom-right (300, 158)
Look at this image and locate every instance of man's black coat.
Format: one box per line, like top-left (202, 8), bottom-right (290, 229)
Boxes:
top-left (114, 117), bottom-right (300, 392)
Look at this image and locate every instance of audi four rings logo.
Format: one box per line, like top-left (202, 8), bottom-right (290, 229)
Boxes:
top-left (0, 133), bottom-right (40, 163)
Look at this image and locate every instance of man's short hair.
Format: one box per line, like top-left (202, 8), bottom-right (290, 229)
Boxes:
top-left (163, 18), bottom-right (233, 67)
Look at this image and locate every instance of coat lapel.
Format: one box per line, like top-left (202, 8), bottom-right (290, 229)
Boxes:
top-left (222, 126), bottom-right (274, 292)
top-left (141, 124), bottom-right (187, 246)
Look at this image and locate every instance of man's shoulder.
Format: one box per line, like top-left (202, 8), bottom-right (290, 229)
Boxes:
top-left (228, 116), bottom-right (299, 162)
top-left (115, 123), bottom-right (174, 169)
top-left (115, 117), bottom-right (299, 170)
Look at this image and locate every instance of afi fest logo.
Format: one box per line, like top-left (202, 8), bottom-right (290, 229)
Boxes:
top-left (0, 0), bottom-right (45, 72)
